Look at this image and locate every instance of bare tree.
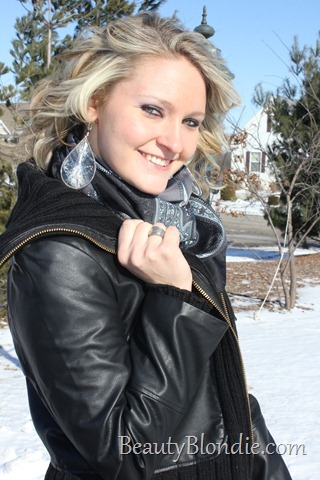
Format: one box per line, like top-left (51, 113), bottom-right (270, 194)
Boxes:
top-left (224, 34), bottom-right (320, 310)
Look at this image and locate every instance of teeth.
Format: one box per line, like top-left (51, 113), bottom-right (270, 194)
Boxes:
top-left (143, 153), bottom-right (170, 167)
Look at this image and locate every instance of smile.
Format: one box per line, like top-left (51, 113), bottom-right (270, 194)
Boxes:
top-left (140, 152), bottom-right (172, 167)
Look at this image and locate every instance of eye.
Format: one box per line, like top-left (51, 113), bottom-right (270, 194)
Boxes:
top-left (141, 105), bottom-right (163, 117)
top-left (183, 118), bottom-right (201, 128)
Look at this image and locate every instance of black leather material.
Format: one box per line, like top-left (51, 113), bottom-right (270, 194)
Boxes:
top-left (250, 395), bottom-right (292, 480)
top-left (7, 236), bottom-right (229, 480)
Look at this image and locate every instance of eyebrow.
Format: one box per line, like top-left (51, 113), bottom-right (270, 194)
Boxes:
top-left (137, 95), bottom-right (206, 117)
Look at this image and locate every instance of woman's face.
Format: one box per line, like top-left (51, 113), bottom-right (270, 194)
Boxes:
top-left (88, 56), bottom-right (206, 195)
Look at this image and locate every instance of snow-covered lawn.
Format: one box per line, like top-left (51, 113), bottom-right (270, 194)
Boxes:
top-left (1, 249), bottom-right (319, 479)
top-left (0, 329), bottom-right (49, 479)
top-left (237, 285), bottom-right (320, 480)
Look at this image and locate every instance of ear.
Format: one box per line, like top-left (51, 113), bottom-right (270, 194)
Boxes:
top-left (87, 97), bottom-right (99, 122)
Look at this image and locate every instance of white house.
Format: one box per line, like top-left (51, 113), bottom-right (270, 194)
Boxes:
top-left (230, 108), bottom-right (278, 188)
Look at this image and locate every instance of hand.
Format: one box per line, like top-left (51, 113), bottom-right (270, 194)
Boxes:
top-left (117, 219), bottom-right (192, 291)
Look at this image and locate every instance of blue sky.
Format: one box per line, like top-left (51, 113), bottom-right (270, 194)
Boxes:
top-left (0, 0), bottom-right (319, 127)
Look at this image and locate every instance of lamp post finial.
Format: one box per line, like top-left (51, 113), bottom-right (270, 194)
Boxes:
top-left (194, 6), bottom-right (215, 39)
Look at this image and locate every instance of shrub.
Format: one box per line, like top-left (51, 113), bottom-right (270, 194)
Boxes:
top-left (221, 185), bottom-right (237, 201)
top-left (268, 195), bottom-right (280, 206)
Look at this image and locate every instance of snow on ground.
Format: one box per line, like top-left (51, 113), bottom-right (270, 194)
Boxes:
top-left (227, 245), bottom-right (320, 263)
top-left (236, 285), bottom-right (320, 480)
top-left (0, 330), bottom-right (49, 479)
top-left (0, 250), bottom-right (319, 479)
top-left (212, 196), bottom-right (266, 216)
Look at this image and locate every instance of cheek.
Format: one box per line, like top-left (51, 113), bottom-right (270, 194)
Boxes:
top-left (183, 133), bottom-right (200, 158)
top-left (126, 120), bottom-right (155, 145)
top-left (112, 120), bottom-right (150, 148)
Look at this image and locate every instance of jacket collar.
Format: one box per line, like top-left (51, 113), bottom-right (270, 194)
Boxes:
top-left (0, 162), bottom-right (122, 266)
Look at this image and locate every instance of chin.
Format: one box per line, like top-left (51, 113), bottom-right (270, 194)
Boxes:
top-left (133, 181), bottom-right (168, 196)
top-left (141, 187), bottom-right (166, 196)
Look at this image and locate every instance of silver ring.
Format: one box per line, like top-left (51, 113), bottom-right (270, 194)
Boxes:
top-left (148, 225), bottom-right (166, 239)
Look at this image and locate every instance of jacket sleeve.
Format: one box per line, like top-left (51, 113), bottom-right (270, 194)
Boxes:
top-left (250, 395), bottom-right (293, 480)
top-left (7, 236), bottom-right (228, 480)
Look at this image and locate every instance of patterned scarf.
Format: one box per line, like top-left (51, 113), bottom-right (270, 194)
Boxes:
top-left (51, 138), bottom-right (226, 260)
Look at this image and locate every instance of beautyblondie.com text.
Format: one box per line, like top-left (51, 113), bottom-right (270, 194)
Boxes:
top-left (119, 434), bottom-right (307, 463)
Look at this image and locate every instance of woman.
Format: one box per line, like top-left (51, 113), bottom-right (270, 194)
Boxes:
top-left (0, 13), bottom-right (292, 480)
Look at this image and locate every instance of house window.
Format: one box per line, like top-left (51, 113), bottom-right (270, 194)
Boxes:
top-left (250, 152), bottom-right (262, 172)
top-left (245, 151), bottom-right (266, 173)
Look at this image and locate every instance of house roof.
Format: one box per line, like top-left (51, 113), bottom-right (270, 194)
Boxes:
top-left (0, 120), bottom-right (11, 136)
top-left (0, 105), bottom-right (15, 134)
top-left (0, 104), bottom-right (26, 140)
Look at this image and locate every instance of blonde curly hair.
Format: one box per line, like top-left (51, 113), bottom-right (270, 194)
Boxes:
top-left (14, 12), bottom-right (240, 194)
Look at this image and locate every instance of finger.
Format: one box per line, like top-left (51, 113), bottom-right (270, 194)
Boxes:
top-left (130, 221), bottom-right (155, 246)
top-left (160, 225), bottom-right (181, 248)
top-left (118, 219), bottom-right (145, 263)
top-left (147, 223), bottom-right (167, 244)
top-left (118, 219), bottom-right (143, 247)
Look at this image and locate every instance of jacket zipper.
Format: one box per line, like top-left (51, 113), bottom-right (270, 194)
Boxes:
top-left (0, 227), bottom-right (116, 268)
top-left (192, 279), bottom-right (226, 320)
top-left (192, 279), bottom-right (253, 444)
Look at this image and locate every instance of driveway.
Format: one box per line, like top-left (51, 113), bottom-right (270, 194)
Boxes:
top-left (219, 213), bottom-right (280, 247)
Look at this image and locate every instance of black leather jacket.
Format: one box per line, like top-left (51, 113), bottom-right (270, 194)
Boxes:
top-left (2, 164), bottom-right (292, 480)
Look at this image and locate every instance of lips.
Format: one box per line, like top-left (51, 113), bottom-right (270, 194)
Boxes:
top-left (140, 152), bottom-right (172, 167)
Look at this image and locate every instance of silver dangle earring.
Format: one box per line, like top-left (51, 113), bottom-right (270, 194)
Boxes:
top-left (60, 124), bottom-right (96, 189)
top-left (187, 167), bottom-right (203, 197)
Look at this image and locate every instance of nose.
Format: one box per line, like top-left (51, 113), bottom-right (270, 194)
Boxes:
top-left (156, 120), bottom-right (183, 154)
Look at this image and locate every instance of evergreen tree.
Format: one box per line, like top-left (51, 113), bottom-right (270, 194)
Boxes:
top-left (1, 0), bottom-right (166, 102)
top-left (0, 63), bottom-right (16, 116)
top-left (0, 158), bottom-right (15, 232)
top-left (0, 156), bottom-right (14, 320)
top-left (252, 33), bottom-right (320, 308)
top-left (74, 0), bottom-right (164, 31)
top-left (9, 0), bottom-right (84, 99)
top-left (255, 33), bottom-right (320, 242)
